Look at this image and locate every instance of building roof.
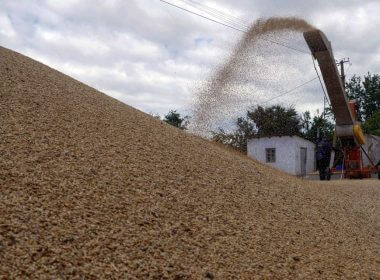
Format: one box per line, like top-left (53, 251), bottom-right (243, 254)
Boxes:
top-left (248, 135), bottom-right (316, 146)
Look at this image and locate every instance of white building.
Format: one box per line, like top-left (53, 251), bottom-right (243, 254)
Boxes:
top-left (247, 136), bottom-right (316, 176)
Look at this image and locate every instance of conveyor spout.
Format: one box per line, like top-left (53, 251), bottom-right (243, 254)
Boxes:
top-left (303, 30), bottom-right (355, 126)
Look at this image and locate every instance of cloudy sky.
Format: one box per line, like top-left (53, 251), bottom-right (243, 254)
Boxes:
top-left (1, 0), bottom-right (380, 120)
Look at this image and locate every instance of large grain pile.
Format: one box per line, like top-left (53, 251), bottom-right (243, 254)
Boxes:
top-left (0, 46), bottom-right (380, 279)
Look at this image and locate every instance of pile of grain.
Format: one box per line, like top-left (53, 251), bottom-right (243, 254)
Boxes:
top-left (0, 46), bottom-right (379, 279)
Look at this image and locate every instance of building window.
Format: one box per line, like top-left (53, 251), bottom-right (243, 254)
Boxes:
top-left (266, 148), bottom-right (276, 163)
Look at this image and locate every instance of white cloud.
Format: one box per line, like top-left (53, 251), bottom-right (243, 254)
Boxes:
top-left (0, 12), bottom-right (16, 38)
top-left (0, 0), bottom-right (379, 121)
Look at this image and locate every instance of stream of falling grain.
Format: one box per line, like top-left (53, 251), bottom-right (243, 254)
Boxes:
top-left (190, 17), bottom-right (316, 136)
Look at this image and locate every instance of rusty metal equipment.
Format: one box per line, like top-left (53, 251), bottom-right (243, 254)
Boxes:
top-left (303, 30), bottom-right (377, 179)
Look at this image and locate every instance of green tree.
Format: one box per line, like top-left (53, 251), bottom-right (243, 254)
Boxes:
top-left (212, 105), bottom-right (303, 153)
top-left (301, 111), bottom-right (335, 143)
top-left (247, 105), bottom-right (302, 137)
top-left (363, 110), bottom-right (380, 136)
top-left (346, 75), bottom-right (365, 121)
top-left (163, 110), bottom-right (189, 130)
top-left (300, 111), bottom-right (312, 133)
top-left (362, 74), bottom-right (380, 119)
top-left (211, 115), bottom-right (256, 153)
top-left (346, 73), bottom-right (380, 121)
top-left (212, 105), bottom-right (338, 153)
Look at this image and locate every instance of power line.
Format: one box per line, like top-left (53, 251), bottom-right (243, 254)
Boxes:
top-left (160, 0), bottom-right (336, 106)
top-left (311, 56), bottom-right (331, 107)
top-left (260, 37), bottom-right (310, 55)
top-left (180, 0), bottom-right (249, 30)
top-left (261, 77), bottom-right (318, 104)
top-left (159, 0), bottom-right (310, 55)
top-left (182, 0), bottom-right (312, 55)
top-left (159, 0), bottom-right (247, 33)
top-left (186, 0), bottom-right (248, 25)
top-left (182, 0), bottom-right (313, 55)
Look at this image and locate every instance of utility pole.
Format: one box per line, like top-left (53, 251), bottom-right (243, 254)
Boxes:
top-left (338, 57), bottom-right (350, 89)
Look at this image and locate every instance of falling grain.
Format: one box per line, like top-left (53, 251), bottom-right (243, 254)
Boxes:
top-left (191, 17), bottom-right (316, 135)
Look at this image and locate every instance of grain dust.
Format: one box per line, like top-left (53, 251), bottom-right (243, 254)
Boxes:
top-left (191, 17), bottom-right (315, 135)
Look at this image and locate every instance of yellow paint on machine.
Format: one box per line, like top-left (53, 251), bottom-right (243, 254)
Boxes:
top-left (353, 124), bottom-right (365, 145)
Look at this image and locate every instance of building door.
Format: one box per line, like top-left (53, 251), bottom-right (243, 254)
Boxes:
top-left (300, 147), bottom-right (307, 176)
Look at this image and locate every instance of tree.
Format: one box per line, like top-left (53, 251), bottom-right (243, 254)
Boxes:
top-left (361, 74), bottom-right (380, 120)
top-left (346, 75), bottom-right (365, 121)
top-left (163, 110), bottom-right (189, 130)
top-left (363, 110), bottom-right (380, 136)
top-left (300, 111), bottom-right (312, 133)
top-left (346, 73), bottom-right (380, 121)
top-left (211, 115), bottom-right (256, 153)
top-left (301, 111), bottom-right (335, 143)
top-left (247, 105), bottom-right (302, 138)
top-left (211, 105), bottom-right (303, 153)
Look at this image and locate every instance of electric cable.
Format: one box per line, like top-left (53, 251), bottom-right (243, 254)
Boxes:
top-left (160, 0), bottom-right (311, 55)
top-left (160, 0), bottom-right (339, 107)
top-left (179, 0), bottom-right (249, 30)
top-left (311, 56), bottom-right (331, 107)
top-left (180, 0), bottom-right (312, 55)
top-left (261, 77), bottom-right (318, 104)
top-left (185, 0), bottom-right (249, 25)
top-left (160, 0), bottom-right (247, 33)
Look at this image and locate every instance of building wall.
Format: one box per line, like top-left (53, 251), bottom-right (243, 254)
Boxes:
top-left (292, 136), bottom-right (316, 175)
top-left (247, 136), bottom-right (297, 175)
top-left (247, 136), bottom-right (315, 175)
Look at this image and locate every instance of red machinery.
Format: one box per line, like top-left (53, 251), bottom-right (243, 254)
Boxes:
top-left (303, 30), bottom-right (377, 179)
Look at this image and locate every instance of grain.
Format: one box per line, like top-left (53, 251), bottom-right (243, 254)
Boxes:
top-left (1, 46), bottom-right (380, 279)
top-left (191, 17), bottom-right (315, 135)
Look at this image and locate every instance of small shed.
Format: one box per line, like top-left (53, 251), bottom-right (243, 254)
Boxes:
top-left (247, 136), bottom-right (316, 176)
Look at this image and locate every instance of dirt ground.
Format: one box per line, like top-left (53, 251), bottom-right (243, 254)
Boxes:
top-left (1, 46), bottom-right (379, 279)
